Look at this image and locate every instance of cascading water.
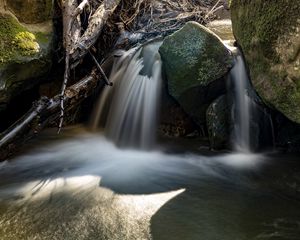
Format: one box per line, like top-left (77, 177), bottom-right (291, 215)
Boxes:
top-left (91, 41), bottom-right (163, 149)
top-left (230, 54), bottom-right (251, 152)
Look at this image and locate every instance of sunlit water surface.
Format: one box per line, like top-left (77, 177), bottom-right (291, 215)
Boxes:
top-left (0, 128), bottom-right (300, 240)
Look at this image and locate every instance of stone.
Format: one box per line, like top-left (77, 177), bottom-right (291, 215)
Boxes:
top-left (231, 0), bottom-right (300, 124)
top-left (0, 12), bottom-right (53, 111)
top-left (206, 93), bottom-right (274, 151)
top-left (159, 21), bottom-right (233, 99)
top-left (206, 95), bottom-right (232, 149)
top-left (159, 21), bottom-right (233, 126)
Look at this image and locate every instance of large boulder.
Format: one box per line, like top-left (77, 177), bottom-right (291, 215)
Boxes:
top-left (0, 2), bottom-right (53, 111)
top-left (159, 21), bottom-right (233, 126)
top-left (231, 0), bottom-right (300, 124)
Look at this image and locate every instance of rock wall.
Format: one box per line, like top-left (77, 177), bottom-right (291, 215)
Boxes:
top-left (231, 0), bottom-right (300, 124)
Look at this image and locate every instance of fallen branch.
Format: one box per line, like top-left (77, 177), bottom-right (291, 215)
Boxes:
top-left (0, 70), bottom-right (100, 161)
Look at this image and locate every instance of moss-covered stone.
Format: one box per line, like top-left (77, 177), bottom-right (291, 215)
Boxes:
top-left (0, 13), bottom-right (53, 110)
top-left (159, 21), bottom-right (233, 99)
top-left (231, 0), bottom-right (300, 123)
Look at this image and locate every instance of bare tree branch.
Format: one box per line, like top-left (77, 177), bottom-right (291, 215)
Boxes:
top-left (70, 0), bottom-right (121, 63)
top-left (59, 0), bottom-right (82, 132)
top-left (0, 70), bottom-right (100, 161)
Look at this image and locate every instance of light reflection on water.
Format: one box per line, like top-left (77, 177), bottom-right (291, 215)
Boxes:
top-left (0, 129), bottom-right (300, 240)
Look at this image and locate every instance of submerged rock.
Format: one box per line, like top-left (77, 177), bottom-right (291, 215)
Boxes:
top-left (159, 21), bottom-right (233, 126)
top-left (231, 0), bottom-right (300, 124)
top-left (0, 9), bottom-right (53, 111)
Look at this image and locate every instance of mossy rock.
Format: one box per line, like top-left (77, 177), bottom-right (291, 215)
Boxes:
top-left (231, 0), bottom-right (300, 123)
top-left (6, 0), bottom-right (53, 24)
top-left (159, 21), bottom-right (233, 126)
top-left (159, 21), bottom-right (233, 99)
top-left (0, 13), bottom-right (53, 110)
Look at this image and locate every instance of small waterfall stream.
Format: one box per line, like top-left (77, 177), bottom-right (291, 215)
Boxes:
top-left (1, 39), bottom-right (299, 240)
top-left (230, 54), bottom-right (251, 152)
top-left (91, 41), bottom-right (163, 149)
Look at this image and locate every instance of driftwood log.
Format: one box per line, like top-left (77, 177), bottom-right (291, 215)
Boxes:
top-left (0, 70), bottom-right (100, 161)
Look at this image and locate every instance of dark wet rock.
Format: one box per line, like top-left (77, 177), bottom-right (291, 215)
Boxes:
top-left (206, 92), bottom-right (275, 151)
top-left (206, 95), bottom-right (232, 150)
top-left (274, 113), bottom-right (300, 153)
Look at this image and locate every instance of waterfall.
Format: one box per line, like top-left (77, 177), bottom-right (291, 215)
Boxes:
top-left (230, 55), bottom-right (251, 152)
top-left (91, 41), bottom-right (163, 149)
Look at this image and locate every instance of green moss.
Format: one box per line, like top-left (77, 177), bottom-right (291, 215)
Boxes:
top-left (231, 0), bottom-right (300, 59)
top-left (14, 32), bottom-right (40, 55)
top-left (35, 32), bottom-right (49, 44)
top-left (0, 14), bottom-right (40, 63)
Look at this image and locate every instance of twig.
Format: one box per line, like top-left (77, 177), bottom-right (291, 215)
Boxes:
top-left (204, 0), bottom-right (221, 19)
top-left (88, 50), bottom-right (113, 86)
top-left (58, 54), bottom-right (70, 133)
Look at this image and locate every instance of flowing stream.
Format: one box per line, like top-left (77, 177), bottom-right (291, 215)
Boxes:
top-left (0, 130), bottom-right (299, 240)
top-left (0, 43), bottom-right (299, 240)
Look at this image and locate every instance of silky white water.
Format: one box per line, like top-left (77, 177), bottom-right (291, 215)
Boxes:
top-left (91, 41), bottom-right (163, 149)
top-left (230, 55), bottom-right (251, 152)
top-left (1, 129), bottom-right (300, 240)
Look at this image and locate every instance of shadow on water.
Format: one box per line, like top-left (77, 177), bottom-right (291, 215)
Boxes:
top-left (0, 128), bottom-right (300, 239)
